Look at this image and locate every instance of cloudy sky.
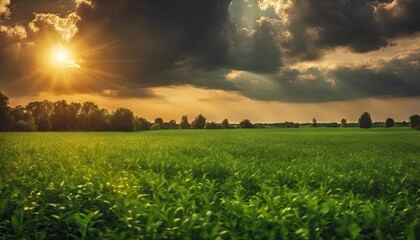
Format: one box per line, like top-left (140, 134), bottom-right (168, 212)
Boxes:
top-left (0, 0), bottom-right (419, 122)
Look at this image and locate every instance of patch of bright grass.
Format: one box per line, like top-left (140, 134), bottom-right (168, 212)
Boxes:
top-left (0, 128), bottom-right (419, 239)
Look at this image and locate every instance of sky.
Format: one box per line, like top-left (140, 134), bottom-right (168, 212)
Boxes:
top-left (0, 0), bottom-right (419, 123)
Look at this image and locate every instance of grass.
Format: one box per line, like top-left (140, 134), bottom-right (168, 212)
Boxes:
top-left (0, 128), bottom-right (419, 239)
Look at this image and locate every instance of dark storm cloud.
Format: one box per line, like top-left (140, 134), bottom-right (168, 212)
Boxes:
top-left (234, 49), bottom-right (420, 102)
top-left (76, 0), bottom-right (232, 76)
top-left (276, 0), bottom-right (420, 61)
top-left (280, 0), bottom-right (382, 60)
top-left (0, 0), bottom-right (420, 103)
top-left (228, 17), bottom-right (283, 73)
top-left (7, 0), bottom-right (76, 24)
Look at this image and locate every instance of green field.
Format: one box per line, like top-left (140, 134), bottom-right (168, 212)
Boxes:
top-left (0, 128), bottom-right (419, 239)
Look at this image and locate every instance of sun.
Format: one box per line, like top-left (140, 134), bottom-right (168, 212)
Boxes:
top-left (48, 46), bottom-right (79, 68)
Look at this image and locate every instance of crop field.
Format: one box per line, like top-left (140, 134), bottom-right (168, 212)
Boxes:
top-left (0, 128), bottom-right (419, 239)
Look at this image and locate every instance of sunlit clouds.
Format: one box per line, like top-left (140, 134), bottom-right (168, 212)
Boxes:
top-left (0, 0), bottom-right (419, 121)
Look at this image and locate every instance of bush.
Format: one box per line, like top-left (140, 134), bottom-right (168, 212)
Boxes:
top-left (14, 120), bottom-right (35, 132)
top-left (150, 123), bottom-right (162, 130)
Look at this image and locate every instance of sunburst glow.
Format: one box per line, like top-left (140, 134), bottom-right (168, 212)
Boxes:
top-left (49, 46), bottom-right (80, 68)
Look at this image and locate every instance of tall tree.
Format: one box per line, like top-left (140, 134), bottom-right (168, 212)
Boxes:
top-left (68, 102), bottom-right (82, 130)
top-left (111, 108), bottom-right (135, 131)
top-left (51, 100), bottom-right (70, 131)
top-left (192, 114), bottom-right (206, 129)
top-left (341, 118), bottom-right (347, 126)
top-left (409, 114), bottom-right (420, 130)
top-left (0, 91), bottom-right (14, 131)
top-left (87, 108), bottom-right (110, 131)
top-left (0, 91), bottom-right (9, 108)
top-left (358, 112), bottom-right (373, 129)
top-left (179, 115), bottom-right (191, 129)
top-left (221, 119), bottom-right (230, 129)
top-left (81, 101), bottom-right (99, 114)
top-left (26, 100), bottom-right (53, 127)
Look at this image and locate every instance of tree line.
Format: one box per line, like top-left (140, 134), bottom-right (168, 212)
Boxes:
top-left (1, 92), bottom-right (419, 132)
top-left (0, 92), bottom-right (255, 132)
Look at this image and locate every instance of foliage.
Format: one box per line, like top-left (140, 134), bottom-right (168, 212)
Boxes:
top-left (385, 118), bottom-right (395, 128)
top-left (205, 122), bottom-right (221, 129)
top-left (239, 119), bottom-right (254, 128)
top-left (0, 129), bottom-right (418, 239)
top-left (312, 118), bottom-right (318, 127)
top-left (179, 115), bottom-right (191, 129)
top-left (111, 108), bottom-right (136, 131)
top-left (358, 112), bottom-right (373, 129)
top-left (0, 91), bottom-right (9, 107)
top-left (154, 118), bottom-right (164, 128)
top-left (37, 114), bottom-right (52, 131)
top-left (0, 110), bottom-right (14, 131)
top-left (409, 114), bottom-right (420, 130)
top-left (14, 120), bottom-right (34, 132)
top-left (341, 118), bottom-right (347, 126)
top-left (136, 118), bottom-right (152, 131)
top-left (168, 120), bottom-right (178, 129)
top-left (221, 119), bottom-right (230, 129)
top-left (50, 101), bottom-right (81, 131)
top-left (150, 123), bottom-right (162, 130)
top-left (192, 114), bottom-right (206, 129)
top-left (0, 92), bottom-right (14, 132)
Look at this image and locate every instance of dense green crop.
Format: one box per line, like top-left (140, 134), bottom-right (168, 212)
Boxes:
top-left (0, 128), bottom-right (419, 239)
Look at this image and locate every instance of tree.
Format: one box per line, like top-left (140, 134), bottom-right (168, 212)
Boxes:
top-left (409, 114), bottom-right (420, 130)
top-left (179, 115), bottom-right (191, 129)
top-left (0, 108), bottom-right (14, 131)
top-left (341, 118), bottom-right (347, 126)
top-left (22, 112), bottom-right (35, 131)
top-left (68, 102), bottom-right (82, 130)
top-left (312, 118), bottom-right (318, 127)
top-left (86, 108), bottom-right (110, 131)
top-left (359, 112), bottom-right (373, 129)
top-left (192, 114), bottom-right (206, 129)
top-left (239, 119), bottom-right (254, 128)
top-left (221, 119), bottom-right (230, 129)
top-left (81, 101), bottom-right (99, 114)
top-left (38, 113), bottom-right (51, 131)
top-left (0, 91), bottom-right (9, 108)
top-left (10, 106), bottom-right (25, 122)
top-left (205, 122), bottom-right (220, 129)
top-left (136, 118), bottom-right (152, 130)
top-left (51, 100), bottom-right (70, 131)
top-left (0, 92), bottom-right (14, 131)
top-left (385, 118), bottom-right (395, 128)
top-left (26, 100), bottom-right (53, 128)
top-left (168, 119), bottom-right (178, 129)
top-left (14, 112), bottom-right (35, 132)
top-left (111, 108), bottom-right (135, 131)
top-left (154, 118), bottom-right (164, 128)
